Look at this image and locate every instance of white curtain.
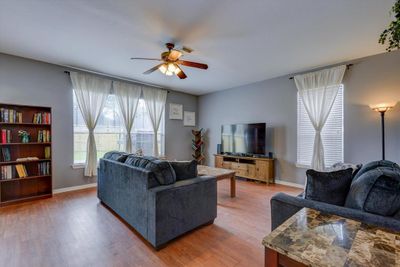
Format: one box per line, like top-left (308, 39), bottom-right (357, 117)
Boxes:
top-left (142, 86), bottom-right (167, 157)
top-left (70, 72), bottom-right (111, 177)
top-left (294, 65), bottom-right (346, 171)
top-left (113, 81), bottom-right (142, 153)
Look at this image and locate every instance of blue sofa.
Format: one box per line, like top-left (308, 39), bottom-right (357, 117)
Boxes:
top-left (271, 160), bottom-right (400, 232)
top-left (97, 152), bottom-right (217, 249)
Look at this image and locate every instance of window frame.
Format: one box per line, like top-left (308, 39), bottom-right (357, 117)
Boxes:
top-left (72, 91), bottom-right (165, 167)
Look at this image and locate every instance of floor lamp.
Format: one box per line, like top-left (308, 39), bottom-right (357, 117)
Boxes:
top-left (370, 103), bottom-right (396, 160)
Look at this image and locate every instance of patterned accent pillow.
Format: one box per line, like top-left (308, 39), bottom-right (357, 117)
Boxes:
top-left (326, 162), bottom-right (362, 178)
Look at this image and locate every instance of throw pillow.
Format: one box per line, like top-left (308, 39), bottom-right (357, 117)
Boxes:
top-left (169, 160), bottom-right (198, 181)
top-left (345, 166), bottom-right (400, 216)
top-left (103, 151), bottom-right (127, 161)
top-left (352, 160), bottom-right (400, 182)
top-left (305, 168), bottom-right (353, 206)
top-left (125, 155), bottom-right (176, 185)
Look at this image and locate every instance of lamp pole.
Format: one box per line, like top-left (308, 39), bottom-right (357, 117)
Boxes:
top-left (370, 103), bottom-right (396, 161)
top-left (380, 110), bottom-right (386, 160)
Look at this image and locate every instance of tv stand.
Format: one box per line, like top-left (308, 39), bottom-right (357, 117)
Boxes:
top-left (214, 154), bottom-right (275, 184)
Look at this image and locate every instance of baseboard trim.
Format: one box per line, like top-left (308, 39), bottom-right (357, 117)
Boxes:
top-left (275, 179), bottom-right (304, 189)
top-left (54, 183), bottom-right (97, 194)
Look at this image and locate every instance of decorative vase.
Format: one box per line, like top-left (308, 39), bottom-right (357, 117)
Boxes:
top-left (22, 135), bottom-right (29, 143)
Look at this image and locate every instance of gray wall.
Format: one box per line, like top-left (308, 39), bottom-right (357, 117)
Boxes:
top-left (199, 50), bottom-right (400, 185)
top-left (0, 53), bottom-right (198, 189)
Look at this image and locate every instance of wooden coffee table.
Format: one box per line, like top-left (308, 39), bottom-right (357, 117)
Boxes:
top-left (263, 208), bottom-right (400, 267)
top-left (197, 165), bottom-right (236, 197)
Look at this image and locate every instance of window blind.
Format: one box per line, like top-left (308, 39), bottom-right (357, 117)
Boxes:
top-left (297, 85), bottom-right (344, 168)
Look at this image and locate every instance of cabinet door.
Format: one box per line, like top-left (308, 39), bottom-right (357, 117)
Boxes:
top-left (215, 156), bottom-right (223, 168)
top-left (256, 161), bottom-right (268, 181)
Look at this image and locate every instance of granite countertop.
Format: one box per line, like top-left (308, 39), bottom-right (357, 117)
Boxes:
top-left (262, 208), bottom-right (400, 267)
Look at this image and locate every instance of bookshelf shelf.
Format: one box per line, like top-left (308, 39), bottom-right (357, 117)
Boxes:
top-left (0, 103), bottom-right (52, 206)
top-left (0, 142), bottom-right (51, 146)
top-left (0, 159), bottom-right (51, 165)
top-left (0, 175), bottom-right (51, 183)
top-left (0, 122), bottom-right (51, 126)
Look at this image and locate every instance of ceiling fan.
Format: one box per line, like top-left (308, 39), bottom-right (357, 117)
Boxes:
top-left (131, 43), bottom-right (208, 79)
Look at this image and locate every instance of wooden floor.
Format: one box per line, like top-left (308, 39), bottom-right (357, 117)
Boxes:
top-left (0, 179), bottom-right (302, 267)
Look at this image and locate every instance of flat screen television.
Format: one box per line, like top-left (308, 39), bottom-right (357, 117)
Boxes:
top-left (221, 123), bottom-right (266, 155)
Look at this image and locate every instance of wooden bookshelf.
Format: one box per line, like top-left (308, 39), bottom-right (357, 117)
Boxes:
top-left (0, 103), bottom-right (52, 206)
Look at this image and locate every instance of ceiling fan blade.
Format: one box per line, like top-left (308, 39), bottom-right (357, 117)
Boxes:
top-left (143, 63), bottom-right (164, 74)
top-left (168, 50), bottom-right (182, 61)
top-left (182, 46), bottom-right (193, 53)
top-left (131, 57), bottom-right (162, 61)
top-left (175, 65), bottom-right (187, 79)
top-left (177, 60), bottom-right (208, 70)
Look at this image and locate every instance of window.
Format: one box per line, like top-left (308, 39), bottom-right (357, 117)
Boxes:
top-left (73, 92), bottom-right (164, 164)
top-left (297, 85), bottom-right (343, 168)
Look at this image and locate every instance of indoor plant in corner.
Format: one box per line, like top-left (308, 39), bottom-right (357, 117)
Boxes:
top-left (379, 0), bottom-right (400, 51)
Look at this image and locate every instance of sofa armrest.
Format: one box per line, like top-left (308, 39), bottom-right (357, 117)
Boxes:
top-left (147, 176), bottom-right (217, 248)
top-left (271, 193), bottom-right (400, 232)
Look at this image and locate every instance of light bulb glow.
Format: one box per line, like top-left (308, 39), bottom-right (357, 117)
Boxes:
top-left (165, 70), bottom-right (173, 76)
top-left (167, 63), bottom-right (176, 73)
top-left (370, 102), bottom-right (397, 113)
top-left (158, 64), bottom-right (167, 74)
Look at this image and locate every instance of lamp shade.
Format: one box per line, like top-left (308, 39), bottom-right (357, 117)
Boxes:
top-left (369, 102), bottom-right (397, 113)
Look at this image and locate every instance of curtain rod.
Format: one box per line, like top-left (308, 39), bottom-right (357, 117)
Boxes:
top-left (288, 64), bottom-right (353, 80)
top-left (64, 70), bottom-right (170, 93)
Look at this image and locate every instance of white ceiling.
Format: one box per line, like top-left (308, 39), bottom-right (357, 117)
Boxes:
top-left (0, 0), bottom-right (395, 95)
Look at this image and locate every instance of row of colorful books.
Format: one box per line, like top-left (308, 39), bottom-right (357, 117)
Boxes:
top-left (0, 164), bottom-right (28, 179)
top-left (38, 130), bottom-right (51, 143)
top-left (33, 112), bottom-right (51, 124)
top-left (0, 108), bottom-right (23, 123)
top-left (1, 147), bottom-right (50, 162)
top-left (1, 129), bottom-right (12, 143)
top-left (38, 162), bottom-right (51, 176)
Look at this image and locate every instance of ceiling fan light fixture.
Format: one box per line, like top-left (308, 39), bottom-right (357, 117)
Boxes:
top-left (165, 70), bottom-right (174, 76)
top-left (167, 63), bottom-right (177, 73)
top-left (158, 64), bottom-right (167, 74)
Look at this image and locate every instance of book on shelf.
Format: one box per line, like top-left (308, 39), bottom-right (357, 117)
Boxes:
top-left (0, 165), bottom-right (14, 179)
top-left (37, 130), bottom-right (51, 143)
top-left (1, 129), bottom-right (12, 143)
top-left (0, 108), bottom-right (23, 123)
top-left (15, 164), bottom-right (28, 178)
top-left (16, 157), bottom-right (39, 162)
top-left (1, 147), bottom-right (11, 161)
top-left (33, 112), bottom-right (51, 124)
top-left (38, 162), bottom-right (51, 176)
top-left (44, 146), bottom-right (51, 159)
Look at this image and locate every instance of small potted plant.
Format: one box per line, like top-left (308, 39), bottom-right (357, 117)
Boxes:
top-left (18, 130), bottom-right (30, 143)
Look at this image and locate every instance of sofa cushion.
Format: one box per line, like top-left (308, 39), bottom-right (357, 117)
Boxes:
top-left (169, 160), bottom-right (198, 181)
top-left (352, 160), bottom-right (400, 182)
top-left (125, 155), bottom-right (176, 185)
top-left (305, 168), bottom-right (353, 206)
top-left (326, 162), bottom-right (362, 178)
top-left (345, 166), bottom-right (400, 216)
top-left (103, 151), bottom-right (128, 162)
